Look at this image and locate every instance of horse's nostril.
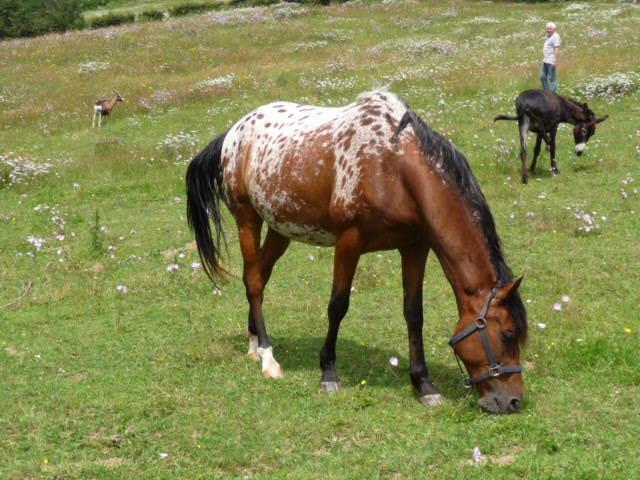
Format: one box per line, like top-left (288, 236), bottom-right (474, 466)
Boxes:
top-left (509, 398), bottom-right (521, 411)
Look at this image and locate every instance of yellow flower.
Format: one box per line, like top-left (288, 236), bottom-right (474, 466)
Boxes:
top-left (624, 328), bottom-right (632, 334)
top-left (359, 341), bottom-right (365, 347)
top-left (43, 458), bottom-right (48, 464)
top-left (360, 379), bottom-right (367, 385)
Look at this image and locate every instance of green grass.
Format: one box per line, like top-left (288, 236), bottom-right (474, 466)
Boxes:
top-left (1, 1), bottom-right (640, 478)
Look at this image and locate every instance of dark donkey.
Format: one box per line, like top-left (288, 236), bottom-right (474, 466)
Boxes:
top-left (187, 90), bottom-right (528, 414)
top-left (494, 89), bottom-right (608, 183)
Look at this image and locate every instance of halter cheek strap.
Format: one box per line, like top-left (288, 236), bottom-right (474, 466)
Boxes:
top-left (449, 287), bottom-right (523, 390)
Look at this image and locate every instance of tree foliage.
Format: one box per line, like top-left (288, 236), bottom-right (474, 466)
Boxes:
top-left (0, 0), bottom-right (85, 39)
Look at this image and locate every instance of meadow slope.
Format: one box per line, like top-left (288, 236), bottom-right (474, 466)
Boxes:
top-left (1, 1), bottom-right (639, 478)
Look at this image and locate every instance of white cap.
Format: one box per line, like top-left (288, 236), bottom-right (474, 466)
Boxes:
top-left (546, 22), bottom-right (556, 29)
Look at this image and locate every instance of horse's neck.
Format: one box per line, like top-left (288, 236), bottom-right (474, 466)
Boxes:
top-left (559, 97), bottom-right (585, 125)
top-left (426, 191), bottom-right (497, 313)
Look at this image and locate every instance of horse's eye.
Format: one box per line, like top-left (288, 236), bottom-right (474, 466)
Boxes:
top-left (502, 331), bottom-right (517, 344)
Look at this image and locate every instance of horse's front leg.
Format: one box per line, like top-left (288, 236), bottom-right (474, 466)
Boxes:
top-left (237, 209), bottom-right (286, 379)
top-left (400, 244), bottom-right (442, 407)
top-left (319, 228), bottom-right (361, 393)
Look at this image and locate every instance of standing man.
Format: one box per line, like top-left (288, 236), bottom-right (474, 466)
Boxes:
top-left (541, 22), bottom-right (561, 92)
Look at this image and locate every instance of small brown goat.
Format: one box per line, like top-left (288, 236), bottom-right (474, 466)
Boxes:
top-left (92, 91), bottom-right (124, 128)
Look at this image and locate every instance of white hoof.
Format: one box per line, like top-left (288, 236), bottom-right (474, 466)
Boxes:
top-left (262, 363), bottom-right (284, 379)
top-left (247, 334), bottom-right (259, 362)
top-left (257, 346), bottom-right (283, 380)
top-left (321, 381), bottom-right (340, 394)
top-left (419, 394), bottom-right (444, 408)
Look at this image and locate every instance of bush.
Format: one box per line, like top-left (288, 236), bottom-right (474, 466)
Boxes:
top-left (169, 2), bottom-right (224, 17)
top-left (141, 9), bottom-right (165, 21)
top-left (0, 0), bottom-right (85, 39)
top-left (230, 0), bottom-right (282, 6)
top-left (89, 12), bottom-right (135, 29)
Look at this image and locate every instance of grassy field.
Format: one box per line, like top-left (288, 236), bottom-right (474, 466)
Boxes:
top-left (1, 1), bottom-right (639, 478)
top-left (82, 0), bottom-right (229, 21)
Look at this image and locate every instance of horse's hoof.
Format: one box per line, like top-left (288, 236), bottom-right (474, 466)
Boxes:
top-left (419, 394), bottom-right (444, 408)
top-left (521, 176), bottom-right (528, 184)
top-left (550, 167), bottom-right (559, 175)
top-left (247, 351), bottom-right (259, 362)
top-left (320, 381), bottom-right (340, 394)
top-left (262, 364), bottom-right (283, 379)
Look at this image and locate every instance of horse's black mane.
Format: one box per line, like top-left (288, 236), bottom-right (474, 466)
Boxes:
top-left (393, 108), bottom-right (528, 343)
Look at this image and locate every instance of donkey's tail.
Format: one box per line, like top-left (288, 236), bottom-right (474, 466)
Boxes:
top-left (186, 131), bottom-right (229, 284)
top-left (493, 114), bottom-right (519, 122)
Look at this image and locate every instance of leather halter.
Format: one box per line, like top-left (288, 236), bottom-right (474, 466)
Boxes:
top-left (449, 287), bottom-right (522, 390)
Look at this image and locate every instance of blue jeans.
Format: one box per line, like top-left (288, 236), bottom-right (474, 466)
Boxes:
top-left (540, 63), bottom-right (557, 92)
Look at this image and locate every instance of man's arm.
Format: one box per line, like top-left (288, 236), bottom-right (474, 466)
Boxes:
top-left (553, 47), bottom-right (560, 67)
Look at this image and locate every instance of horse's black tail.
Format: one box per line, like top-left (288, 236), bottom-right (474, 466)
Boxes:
top-left (186, 131), bottom-right (229, 284)
top-left (493, 114), bottom-right (519, 122)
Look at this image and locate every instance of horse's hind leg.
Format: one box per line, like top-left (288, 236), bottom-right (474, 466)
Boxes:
top-left (400, 244), bottom-right (442, 407)
top-left (246, 228), bottom-right (290, 362)
top-left (237, 208), bottom-right (286, 379)
top-left (320, 228), bottom-right (361, 393)
top-left (530, 134), bottom-right (543, 173)
top-left (549, 126), bottom-right (559, 175)
top-left (518, 116), bottom-right (530, 183)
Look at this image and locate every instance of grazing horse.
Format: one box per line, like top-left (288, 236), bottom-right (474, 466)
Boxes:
top-left (186, 90), bottom-right (528, 414)
top-left (494, 89), bottom-right (608, 183)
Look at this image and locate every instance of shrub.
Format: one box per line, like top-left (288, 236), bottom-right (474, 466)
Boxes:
top-left (0, 0), bottom-right (85, 39)
top-left (169, 2), bottom-right (224, 16)
top-left (141, 9), bottom-right (165, 21)
top-left (230, 0), bottom-right (281, 6)
top-left (89, 12), bottom-right (135, 29)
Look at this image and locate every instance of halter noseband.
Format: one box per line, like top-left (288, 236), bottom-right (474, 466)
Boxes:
top-left (449, 287), bottom-right (522, 391)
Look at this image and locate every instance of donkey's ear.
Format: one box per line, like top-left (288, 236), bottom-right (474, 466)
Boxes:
top-left (595, 114), bottom-right (609, 124)
top-left (494, 276), bottom-right (523, 302)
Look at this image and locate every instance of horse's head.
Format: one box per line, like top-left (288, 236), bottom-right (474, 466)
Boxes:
top-left (450, 278), bottom-right (527, 414)
top-left (573, 104), bottom-right (608, 156)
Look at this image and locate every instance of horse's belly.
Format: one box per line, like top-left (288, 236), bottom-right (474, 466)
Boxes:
top-left (249, 187), bottom-right (337, 246)
top-left (267, 219), bottom-right (337, 246)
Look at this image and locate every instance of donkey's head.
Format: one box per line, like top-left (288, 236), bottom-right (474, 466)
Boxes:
top-left (573, 103), bottom-right (608, 156)
top-left (450, 278), bottom-right (527, 414)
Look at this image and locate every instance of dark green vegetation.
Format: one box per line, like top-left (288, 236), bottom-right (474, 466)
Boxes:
top-left (0, 0), bottom-right (85, 38)
top-left (1, 1), bottom-right (639, 478)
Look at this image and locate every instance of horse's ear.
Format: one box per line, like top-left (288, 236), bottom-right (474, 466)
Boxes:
top-left (595, 114), bottom-right (609, 124)
top-left (494, 276), bottom-right (523, 302)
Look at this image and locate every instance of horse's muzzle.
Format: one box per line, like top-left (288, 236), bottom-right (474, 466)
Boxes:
top-left (575, 143), bottom-right (586, 156)
top-left (478, 394), bottom-right (522, 414)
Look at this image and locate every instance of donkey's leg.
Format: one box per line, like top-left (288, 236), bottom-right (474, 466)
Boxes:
top-left (246, 228), bottom-right (290, 361)
top-left (549, 126), bottom-right (559, 175)
top-left (400, 244), bottom-right (442, 407)
top-left (530, 134), bottom-right (543, 173)
top-left (237, 209), bottom-right (283, 379)
top-left (518, 116), bottom-right (530, 184)
top-left (320, 228), bottom-right (361, 393)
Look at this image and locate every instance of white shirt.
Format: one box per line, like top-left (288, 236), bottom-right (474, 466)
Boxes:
top-left (543, 32), bottom-right (561, 64)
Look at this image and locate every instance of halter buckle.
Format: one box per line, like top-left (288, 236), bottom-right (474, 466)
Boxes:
top-left (489, 364), bottom-right (504, 377)
top-left (462, 376), bottom-right (472, 389)
top-left (475, 317), bottom-right (487, 328)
